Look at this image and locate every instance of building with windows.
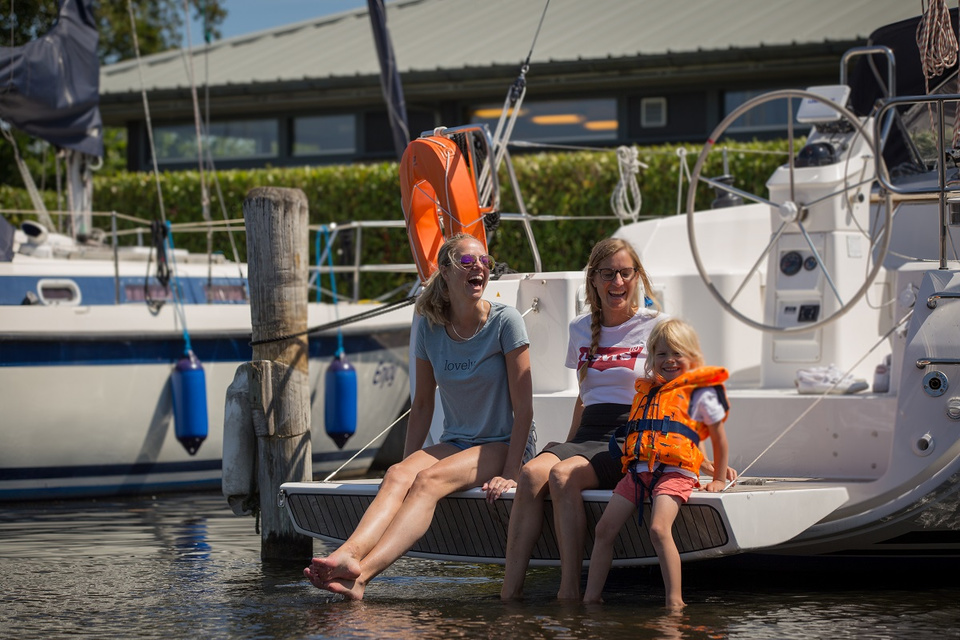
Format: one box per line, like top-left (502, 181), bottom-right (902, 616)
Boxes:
top-left (98, 0), bottom-right (919, 172)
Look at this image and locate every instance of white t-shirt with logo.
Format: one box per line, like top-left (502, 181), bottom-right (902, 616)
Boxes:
top-left (564, 308), bottom-right (665, 406)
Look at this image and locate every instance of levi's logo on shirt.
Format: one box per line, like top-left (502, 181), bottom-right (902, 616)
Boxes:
top-left (578, 346), bottom-right (643, 371)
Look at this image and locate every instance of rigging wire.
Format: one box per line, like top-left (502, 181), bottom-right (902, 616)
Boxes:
top-left (730, 309), bottom-right (913, 484)
top-left (126, 0), bottom-right (167, 225)
top-left (249, 295), bottom-right (416, 347)
top-left (127, 0), bottom-right (175, 312)
top-left (180, 0), bottom-right (214, 286)
top-left (320, 226), bottom-right (346, 357)
top-left (322, 406), bottom-right (411, 482)
top-left (164, 220), bottom-right (195, 354)
top-left (178, 2), bottom-right (247, 288)
top-left (483, 0), bottom-right (551, 204)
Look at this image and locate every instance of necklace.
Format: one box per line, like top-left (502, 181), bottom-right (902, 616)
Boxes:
top-left (450, 301), bottom-right (486, 341)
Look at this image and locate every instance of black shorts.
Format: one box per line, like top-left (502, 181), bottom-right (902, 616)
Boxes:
top-left (540, 402), bottom-right (630, 489)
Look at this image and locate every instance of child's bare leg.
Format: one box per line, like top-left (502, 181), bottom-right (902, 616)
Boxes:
top-left (649, 494), bottom-right (685, 610)
top-left (583, 493), bottom-right (636, 603)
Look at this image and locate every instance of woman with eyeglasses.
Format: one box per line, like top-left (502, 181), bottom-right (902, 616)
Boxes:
top-left (500, 236), bottom-right (665, 601)
top-left (305, 233), bottom-right (534, 600)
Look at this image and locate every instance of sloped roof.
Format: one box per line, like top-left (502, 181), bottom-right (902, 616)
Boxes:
top-left (100, 0), bottom-right (922, 96)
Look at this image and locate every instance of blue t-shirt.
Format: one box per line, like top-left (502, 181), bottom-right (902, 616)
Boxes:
top-left (415, 302), bottom-right (529, 444)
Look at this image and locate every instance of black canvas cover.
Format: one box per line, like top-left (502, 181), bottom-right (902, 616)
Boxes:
top-left (367, 0), bottom-right (409, 161)
top-left (850, 9), bottom-right (959, 114)
top-left (848, 9), bottom-right (958, 170)
top-left (0, 0), bottom-right (103, 157)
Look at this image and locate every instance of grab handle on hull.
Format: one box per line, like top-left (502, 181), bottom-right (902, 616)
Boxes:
top-left (916, 358), bottom-right (960, 369)
top-left (927, 292), bottom-right (960, 309)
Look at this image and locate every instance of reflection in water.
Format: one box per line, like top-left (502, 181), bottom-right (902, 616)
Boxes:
top-left (0, 492), bottom-right (958, 640)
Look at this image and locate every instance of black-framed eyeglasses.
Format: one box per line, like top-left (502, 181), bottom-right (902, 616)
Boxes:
top-left (594, 267), bottom-right (639, 281)
top-left (454, 253), bottom-right (495, 269)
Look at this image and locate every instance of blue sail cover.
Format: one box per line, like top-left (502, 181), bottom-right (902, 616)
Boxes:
top-left (0, 0), bottom-right (103, 157)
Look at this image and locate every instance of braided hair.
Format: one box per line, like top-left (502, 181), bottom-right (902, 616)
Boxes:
top-left (578, 237), bottom-right (657, 384)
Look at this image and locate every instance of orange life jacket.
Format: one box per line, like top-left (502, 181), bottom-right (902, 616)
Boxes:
top-left (621, 366), bottom-right (729, 474)
top-left (399, 135), bottom-right (488, 283)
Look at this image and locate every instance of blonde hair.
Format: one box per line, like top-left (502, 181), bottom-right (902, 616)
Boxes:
top-left (579, 237), bottom-right (657, 383)
top-left (415, 233), bottom-right (476, 326)
top-left (643, 318), bottom-right (705, 378)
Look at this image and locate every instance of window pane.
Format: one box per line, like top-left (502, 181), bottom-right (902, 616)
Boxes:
top-left (155, 120), bottom-right (278, 163)
top-left (724, 90), bottom-right (801, 133)
top-left (470, 99), bottom-right (617, 142)
top-left (293, 115), bottom-right (356, 156)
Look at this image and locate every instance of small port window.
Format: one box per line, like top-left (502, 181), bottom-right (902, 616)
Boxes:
top-left (37, 279), bottom-right (81, 306)
top-left (205, 284), bottom-right (248, 303)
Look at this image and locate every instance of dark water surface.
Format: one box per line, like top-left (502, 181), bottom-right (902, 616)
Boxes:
top-left (1, 491), bottom-right (957, 640)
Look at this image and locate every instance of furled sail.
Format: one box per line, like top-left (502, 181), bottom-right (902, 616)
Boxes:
top-left (0, 0), bottom-right (103, 157)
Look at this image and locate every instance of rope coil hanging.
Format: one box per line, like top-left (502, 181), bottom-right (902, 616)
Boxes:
top-left (917, 0), bottom-right (960, 146)
top-left (610, 146), bottom-right (646, 223)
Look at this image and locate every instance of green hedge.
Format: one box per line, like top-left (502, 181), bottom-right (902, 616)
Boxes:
top-left (1, 139), bottom-right (793, 300)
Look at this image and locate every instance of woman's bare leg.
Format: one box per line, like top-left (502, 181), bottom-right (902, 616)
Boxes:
top-left (323, 442), bottom-right (509, 600)
top-left (305, 447), bottom-right (448, 586)
top-left (649, 494), bottom-right (685, 611)
top-left (548, 457), bottom-right (600, 600)
top-left (500, 453), bottom-right (558, 600)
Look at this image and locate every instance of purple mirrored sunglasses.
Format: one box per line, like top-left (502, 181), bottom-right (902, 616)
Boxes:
top-left (455, 253), bottom-right (495, 269)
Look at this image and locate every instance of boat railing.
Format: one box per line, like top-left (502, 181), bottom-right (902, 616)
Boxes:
top-left (874, 93), bottom-right (960, 269)
top-left (3, 207), bottom-right (425, 305)
top-left (310, 219), bottom-right (419, 303)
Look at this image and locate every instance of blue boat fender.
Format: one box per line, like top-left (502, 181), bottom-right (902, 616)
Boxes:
top-left (171, 350), bottom-right (209, 455)
top-left (324, 351), bottom-right (358, 449)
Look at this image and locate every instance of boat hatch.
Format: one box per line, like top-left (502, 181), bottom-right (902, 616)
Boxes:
top-left (36, 279), bottom-right (81, 306)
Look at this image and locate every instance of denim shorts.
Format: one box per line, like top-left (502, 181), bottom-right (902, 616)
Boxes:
top-left (443, 422), bottom-right (538, 463)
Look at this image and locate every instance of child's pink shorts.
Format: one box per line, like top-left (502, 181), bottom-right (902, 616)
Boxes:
top-left (613, 470), bottom-right (697, 505)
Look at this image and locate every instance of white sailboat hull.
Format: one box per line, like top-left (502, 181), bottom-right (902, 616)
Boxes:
top-left (0, 256), bottom-right (414, 500)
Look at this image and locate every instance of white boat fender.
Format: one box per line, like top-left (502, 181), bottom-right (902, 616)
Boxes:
top-left (222, 365), bottom-right (257, 516)
top-left (171, 350), bottom-right (209, 455)
top-left (324, 350), bottom-right (358, 449)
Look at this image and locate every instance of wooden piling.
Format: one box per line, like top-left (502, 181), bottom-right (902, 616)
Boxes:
top-left (243, 186), bottom-right (313, 561)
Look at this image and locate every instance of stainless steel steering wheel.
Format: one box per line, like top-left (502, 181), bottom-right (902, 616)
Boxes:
top-left (685, 89), bottom-right (893, 333)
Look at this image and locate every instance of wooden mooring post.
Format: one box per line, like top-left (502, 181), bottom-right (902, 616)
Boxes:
top-left (235, 186), bottom-right (313, 560)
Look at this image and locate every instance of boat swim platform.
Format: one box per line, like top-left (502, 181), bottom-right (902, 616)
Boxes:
top-left (280, 479), bottom-right (848, 567)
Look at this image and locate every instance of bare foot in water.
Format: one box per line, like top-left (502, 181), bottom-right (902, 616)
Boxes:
top-left (665, 599), bottom-right (686, 612)
top-left (303, 554), bottom-right (361, 588)
top-left (556, 588), bottom-right (581, 602)
top-left (322, 576), bottom-right (366, 600)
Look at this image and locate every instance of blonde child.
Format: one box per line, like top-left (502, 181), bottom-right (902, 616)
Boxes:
top-left (583, 318), bottom-right (730, 610)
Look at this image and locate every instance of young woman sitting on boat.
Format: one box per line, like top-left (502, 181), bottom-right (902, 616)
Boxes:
top-left (500, 237), bottom-right (665, 601)
top-left (304, 233), bottom-right (534, 600)
top-left (499, 238), bottom-right (737, 601)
